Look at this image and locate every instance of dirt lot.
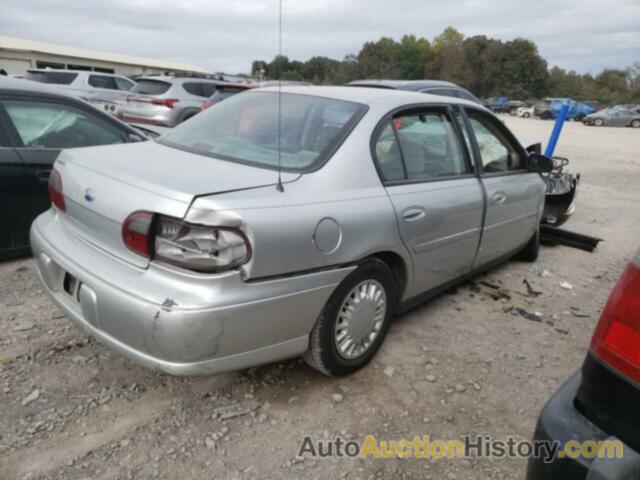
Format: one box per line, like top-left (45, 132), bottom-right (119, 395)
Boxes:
top-left (1, 117), bottom-right (639, 480)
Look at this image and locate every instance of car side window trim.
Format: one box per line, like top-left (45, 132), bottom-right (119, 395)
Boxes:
top-left (370, 103), bottom-right (477, 186)
top-left (460, 106), bottom-right (530, 177)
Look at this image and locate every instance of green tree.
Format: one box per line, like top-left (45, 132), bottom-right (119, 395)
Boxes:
top-left (396, 35), bottom-right (432, 79)
top-left (357, 37), bottom-right (400, 78)
top-left (426, 27), bottom-right (472, 86)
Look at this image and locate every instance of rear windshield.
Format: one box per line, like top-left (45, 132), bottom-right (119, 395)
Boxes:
top-left (131, 79), bottom-right (171, 95)
top-left (24, 71), bottom-right (78, 85)
top-left (159, 91), bottom-right (366, 172)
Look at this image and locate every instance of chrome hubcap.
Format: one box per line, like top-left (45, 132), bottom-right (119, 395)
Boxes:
top-left (334, 280), bottom-right (387, 360)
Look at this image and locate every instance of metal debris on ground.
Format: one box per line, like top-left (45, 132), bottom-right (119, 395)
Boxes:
top-left (540, 226), bottom-right (602, 252)
top-left (513, 308), bottom-right (543, 322)
top-left (522, 279), bottom-right (543, 297)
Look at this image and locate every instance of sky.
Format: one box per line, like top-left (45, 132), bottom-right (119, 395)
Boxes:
top-left (2, 0), bottom-right (639, 75)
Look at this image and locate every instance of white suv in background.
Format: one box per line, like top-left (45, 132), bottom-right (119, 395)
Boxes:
top-left (23, 69), bottom-right (136, 116)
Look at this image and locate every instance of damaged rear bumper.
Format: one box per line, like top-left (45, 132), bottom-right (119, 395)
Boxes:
top-left (30, 209), bottom-right (352, 376)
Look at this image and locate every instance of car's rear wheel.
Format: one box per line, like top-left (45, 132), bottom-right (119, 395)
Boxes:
top-left (594, 118), bottom-right (604, 127)
top-left (517, 225), bottom-right (540, 262)
top-left (631, 119), bottom-right (640, 128)
top-left (304, 258), bottom-right (395, 376)
top-left (523, 112), bottom-right (531, 118)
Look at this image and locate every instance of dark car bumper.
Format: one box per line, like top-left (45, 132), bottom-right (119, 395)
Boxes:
top-left (526, 371), bottom-right (640, 480)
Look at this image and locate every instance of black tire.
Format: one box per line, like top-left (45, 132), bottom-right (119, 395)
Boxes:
top-left (594, 118), bottom-right (604, 127)
top-left (631, 119), bottom-right (640, 128)
top-left (523, 112), bottom-right (531, 118)
top-left (517, 226), bottom-right (540, 262)
top-left (304, 258), bottom-right (396, 376)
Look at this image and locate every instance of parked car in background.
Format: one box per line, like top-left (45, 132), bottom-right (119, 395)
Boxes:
top-left (583, 104), bottom-right (640, 127)
top-left (527, 248), bottom-right (640, 479)
top-left (200, 80), bottom-right (312, 111)
top-left (201, 82), bottom-right (255, 110)
top-left (23, 69), bottom-right (136, 117)
top-left (534, 99), bottom-right (553, 119)
top-left (536, 98), bottom-right (597, 121)
top-left (122, 76), bottom-right (225, 127)
top-left (517, 105), bottom-right (535, 118)
top-left (31, 86), bottom-right (552, 378)
top-left (0, 77), bottom-right (145, 259)
top-left (483, 97), bottom-right (525, 114)
top-left (346, 79), bottom-right (481, 104)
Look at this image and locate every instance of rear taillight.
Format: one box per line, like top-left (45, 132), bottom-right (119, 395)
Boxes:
top-left (122, 211), bottom-right (154, 257)
top-left (48, 169), bottom-right (65, 211)
top-left (122, 213), bottom-right (251, 272)
top-left (591, 253), bottom-right (640, 383)
top-left (126, 96), bottom-right (178, 109)
top-left (151, 98), bottom-right (179, 108)
top-left (201, 99), bottom-right (217, 111)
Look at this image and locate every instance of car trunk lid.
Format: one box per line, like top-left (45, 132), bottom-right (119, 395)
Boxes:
top-left (55, 141), bottom-right (298, 268)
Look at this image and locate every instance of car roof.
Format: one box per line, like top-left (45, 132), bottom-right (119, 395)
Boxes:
top-left (256, 85), bottom-right (483, 110)
top-left (0, 76), bottom-right (80, 98)
top-left (347, 79), bottom-right (458, 91)
top-left (135, 76), bottom-right (228, 84)
top-left (26, 68), bottom-right (124, 77)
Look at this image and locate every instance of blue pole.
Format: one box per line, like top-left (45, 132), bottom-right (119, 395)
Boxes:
top-left (544, 103), bottom-right (570, 157)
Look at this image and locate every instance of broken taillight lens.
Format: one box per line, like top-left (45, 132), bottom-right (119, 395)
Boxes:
top-left (122, 213), bottom-right (251, 272)
top-left (591, 251), bottom-right (640, 383)
top-left (48, 168), bottom-right (65, 211)
top-left (154, 215), bottom-right (250, 272)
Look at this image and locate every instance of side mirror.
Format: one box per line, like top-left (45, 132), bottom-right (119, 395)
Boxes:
top-left (525, 142), bottom-right (542, 154)
top-left (127, 133), bottom-right (144, 143)
top-left (528, 153), bottom-right (554, 173)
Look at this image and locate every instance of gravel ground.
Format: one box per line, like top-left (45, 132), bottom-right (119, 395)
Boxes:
top-left (1, 117), bottom-right (639, 480)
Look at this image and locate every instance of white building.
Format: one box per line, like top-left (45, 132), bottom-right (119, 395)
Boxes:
top-left (0, 36), bottom-right (209, 76)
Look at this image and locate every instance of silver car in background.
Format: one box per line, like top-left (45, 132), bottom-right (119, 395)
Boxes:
top-left (31, 87), bottom-right (551, 377)
top-left (23, 69), bottom-right (136, 116)
top-left (122, 76), bottom-right (225, 127)
top-left (583, 104), bottom-right (640, 127)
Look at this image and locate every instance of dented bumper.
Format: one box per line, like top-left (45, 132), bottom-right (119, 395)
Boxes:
top-left (30, 209), bottom-right (352, 376)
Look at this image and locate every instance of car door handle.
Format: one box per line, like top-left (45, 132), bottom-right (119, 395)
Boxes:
top-left (491, 192), bottom-right (507, 205)
top-left (401, 207), bottom-right (426, 222)
top-left (35, 169), bottom-right (52, 183)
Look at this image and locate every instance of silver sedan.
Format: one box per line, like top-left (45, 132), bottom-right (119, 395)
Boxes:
top-left (31, 86), bottom-right (551, 377)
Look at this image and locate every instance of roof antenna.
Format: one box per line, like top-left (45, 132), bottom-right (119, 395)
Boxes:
top-left (275, 0), bottom-right (284, 192)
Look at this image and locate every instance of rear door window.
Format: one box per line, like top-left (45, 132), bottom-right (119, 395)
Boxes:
top-left (2, 99), bottom-right (127, 149)
top-left (88, 75), bottom-right (118, 90)
top-left (373, 108), bottom-right (472, 182)
top-left (131, 80), bottom-right (172, 95)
